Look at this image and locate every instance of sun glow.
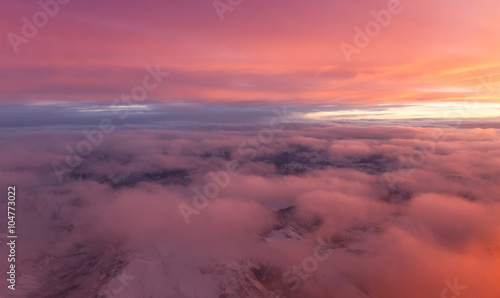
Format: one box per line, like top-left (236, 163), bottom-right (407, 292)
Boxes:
top-left (301, 102), bottom-right (500, 120)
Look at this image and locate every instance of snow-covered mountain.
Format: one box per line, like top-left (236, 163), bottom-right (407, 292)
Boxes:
top-left (12, 205), bottom-right (375, 298)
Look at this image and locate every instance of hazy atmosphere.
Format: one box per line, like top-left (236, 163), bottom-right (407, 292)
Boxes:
top-left (0, 0), bottom-right (499, 297)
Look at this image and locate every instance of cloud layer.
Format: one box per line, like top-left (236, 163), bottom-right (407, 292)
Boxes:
top-left (0, 123), bottom-right (499, 297)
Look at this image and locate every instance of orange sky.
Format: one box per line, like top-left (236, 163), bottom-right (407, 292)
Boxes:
top-left (1, 0), bottom-right (499, 106)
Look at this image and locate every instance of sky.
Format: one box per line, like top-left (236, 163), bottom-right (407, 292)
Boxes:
top-left (1, 0), bottom-right (499, 120)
